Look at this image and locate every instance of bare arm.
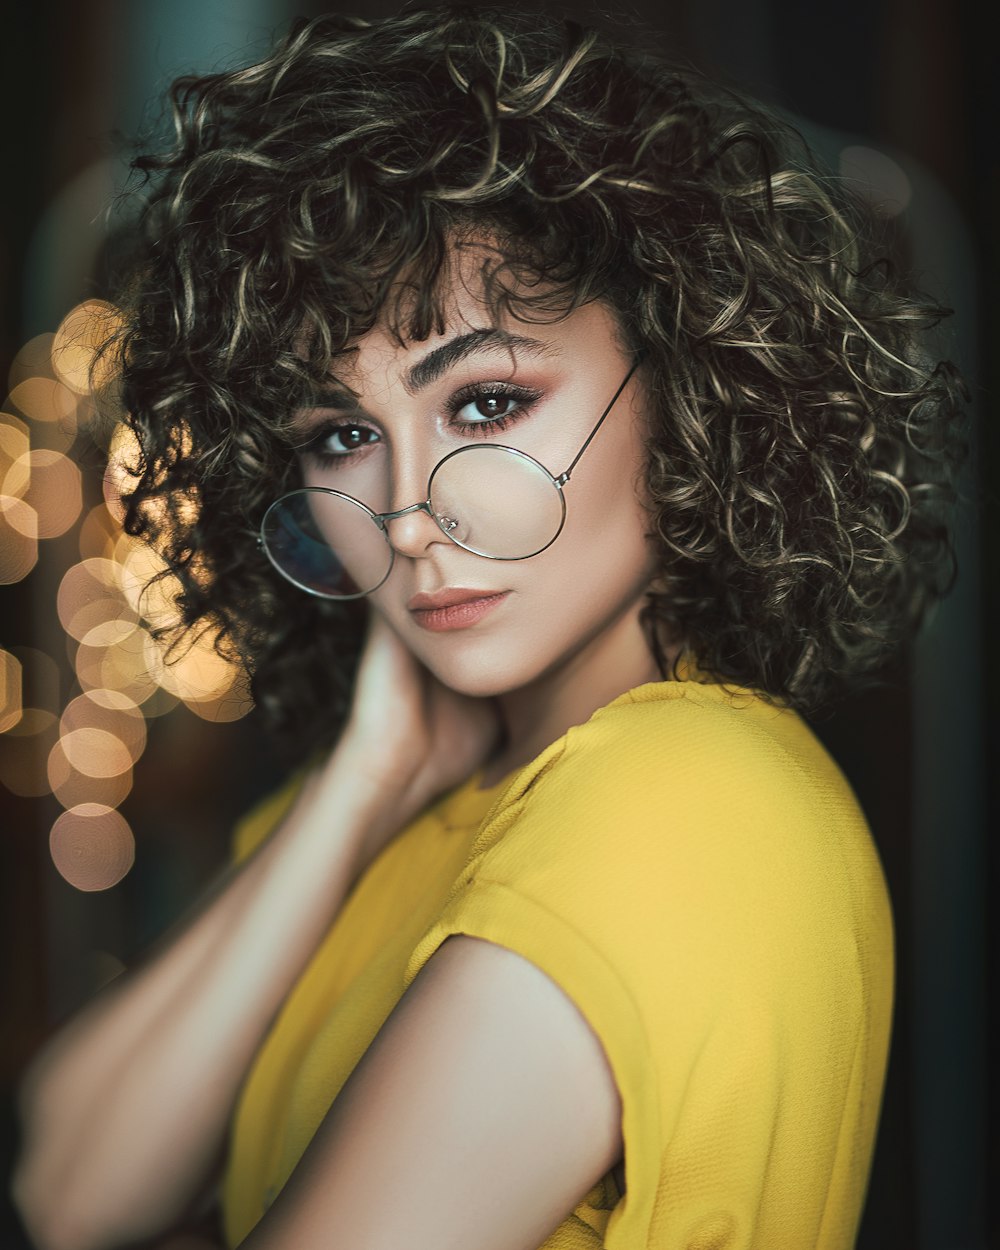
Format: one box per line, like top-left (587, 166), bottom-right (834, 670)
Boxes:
top-left (11, 615), bottom-right (501, 1250)
top-left (11, 740), bottom-right (392, 1250)
top-left (239, 934), bottom-right (625, 1250)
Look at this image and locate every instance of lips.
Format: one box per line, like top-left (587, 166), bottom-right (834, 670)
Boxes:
top-left (407, 588), bottom-right (510, 632)
top-left (407, 587), bottom-right (502, 611)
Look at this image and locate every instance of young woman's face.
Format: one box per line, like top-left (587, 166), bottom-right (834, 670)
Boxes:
top-left (292, 261), bottom-right (661, 699)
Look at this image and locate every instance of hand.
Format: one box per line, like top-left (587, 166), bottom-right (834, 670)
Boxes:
top-left (331, 611), bottom-right (504, 860)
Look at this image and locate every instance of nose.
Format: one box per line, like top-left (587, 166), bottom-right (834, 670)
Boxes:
top-left (381, 497), bottom-right (451, 559)
top-left (378, 445), bottom-right (456, 561)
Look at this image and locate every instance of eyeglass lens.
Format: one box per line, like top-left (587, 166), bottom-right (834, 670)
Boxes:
top-left (261, 443), bottom-right (565, 598)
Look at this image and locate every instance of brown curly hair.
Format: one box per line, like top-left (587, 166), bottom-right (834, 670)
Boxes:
top-left (109, 3), bottom-right (967, 757)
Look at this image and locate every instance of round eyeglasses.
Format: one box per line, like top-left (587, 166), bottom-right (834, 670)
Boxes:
top-left (259, 355), bottom-right (643, 599)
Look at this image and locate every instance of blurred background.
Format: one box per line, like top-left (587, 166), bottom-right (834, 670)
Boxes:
top-left (0, 1), bottom-right (994, 1247)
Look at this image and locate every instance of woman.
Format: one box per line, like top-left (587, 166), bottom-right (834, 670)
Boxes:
top-left (12, 6), bottom-right (964, 1249)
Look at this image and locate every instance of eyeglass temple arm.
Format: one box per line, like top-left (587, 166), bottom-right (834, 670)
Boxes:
top-left (554, 351), bottom-right (646, 487)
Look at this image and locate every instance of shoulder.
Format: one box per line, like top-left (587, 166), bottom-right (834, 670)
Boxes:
top-left (456, 680), bottom-right (889, 976)
top-left (482, 679), bottom-right (865, 868)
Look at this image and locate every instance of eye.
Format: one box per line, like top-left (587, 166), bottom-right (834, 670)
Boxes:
top-left (447, 383), bottom-right (542, 435)
top-left (303, 422), bottom-right (380, 463)
top-left (454, 392), bottom-right (520, 424)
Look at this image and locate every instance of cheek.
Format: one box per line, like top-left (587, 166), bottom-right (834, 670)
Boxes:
top-left (558, 433), bottom-right (653, 568)
top-left (520, 454), bottom-right (656, 629)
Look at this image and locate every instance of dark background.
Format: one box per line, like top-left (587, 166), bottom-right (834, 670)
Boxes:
top-left (1, 1), bottom-right (995, 1247)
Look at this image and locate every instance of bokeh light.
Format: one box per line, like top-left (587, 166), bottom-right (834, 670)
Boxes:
top-left (59, 586), bottom-right (140, 650)
top-left (49, 806), bottom-right (135, 892)
top-left (104, 422), bottom-right (142, 525)
top-left (15, 449), bottom-right (83, 538)
top-left (58, 558), bottom-right (125, 636)
top-left (0, 708), bottom-right (59, 797)
top-left (0, 413), bottom-right (31, 495)
top-left (47, 736), bottom-right (133, 809)
top-left (11, 646), bottom-right (61, 712)
top-left (72, 632), bottom-right (159, 705)
top-left (7, 377), bottom-right (78, 451)
top-left (82, 614), bottom-right (141, 651)
top-left (0, 649), bottom-right (23, 733)
top-left (8, 333), bottom-right (56, 391)
top-left (7, 314), bottom-right (254, 918)
top-left (133, 686), bottom-right (180, 719)
top-left (120, 543), bottom-right (184, 631)
top-left (143, 631), bottom-right (241, 706)
top-left (51, 300), bottom-right (121, 395)
top-left (8, 376), bottom-right (78, 425)
top-left (185, 669), bottom-right (254, 723)
top-left (59, 728), bottom-right (133, 779)
top-left (60, 689), bottom-right (147, 763)
top-left (78, 502), bottom-right (119, 560)
top-left (0, 496), bottom-right (39, 583)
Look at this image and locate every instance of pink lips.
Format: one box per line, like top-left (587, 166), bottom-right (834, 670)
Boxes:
top-left (407, 588), bottom-right (509, 632)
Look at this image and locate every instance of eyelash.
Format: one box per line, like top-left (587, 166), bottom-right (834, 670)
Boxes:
top-left (300, 381), bottom-right (543, 468)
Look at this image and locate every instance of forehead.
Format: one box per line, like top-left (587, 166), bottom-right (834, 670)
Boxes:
top-left (321, 236), bottom-right (587, 390)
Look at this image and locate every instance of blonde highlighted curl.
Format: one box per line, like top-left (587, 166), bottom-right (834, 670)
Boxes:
top-left (111, 4), bottom-right (967, 754)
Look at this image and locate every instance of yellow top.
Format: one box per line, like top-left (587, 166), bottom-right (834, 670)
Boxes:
top-left (222, 672), bottom-right (893, 1249)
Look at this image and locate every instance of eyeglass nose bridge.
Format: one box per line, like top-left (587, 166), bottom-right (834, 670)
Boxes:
top-left (374, 499), bottom-right (432, 526)
top-left (373, 498), bottom-right (461, 538)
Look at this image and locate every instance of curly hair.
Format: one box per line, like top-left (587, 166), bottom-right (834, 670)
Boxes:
top-left (108, 3), bottom-right (967, 757)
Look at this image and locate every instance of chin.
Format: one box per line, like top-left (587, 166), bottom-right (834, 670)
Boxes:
top-left (429, 657), bottom-right (539, 700)
top-left (413, 637), bottom-right (553, 700)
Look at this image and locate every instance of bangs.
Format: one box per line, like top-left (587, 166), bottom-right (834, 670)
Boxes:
top-left (289, 214), bottom-right (621, 399)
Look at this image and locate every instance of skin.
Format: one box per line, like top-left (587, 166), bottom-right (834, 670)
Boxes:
top-left (13, 251), bottom-right (675, 1250)
top-left (236, 260), bottom-right (664, 1247)
top-left (296, 251), bottom-right (677, 786)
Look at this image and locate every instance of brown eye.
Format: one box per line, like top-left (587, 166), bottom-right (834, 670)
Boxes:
top-left (446, 382), bottom-right (542, 436)
top-left (330, 424), bottom-right (376, 451)
top-left (470, 394), bottom-right (514, 419)
top-left (302, 422), bottom-right (381, 466)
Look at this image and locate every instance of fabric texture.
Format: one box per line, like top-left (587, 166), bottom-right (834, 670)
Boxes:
top-left (221, 669), bottom-right (893, 1249)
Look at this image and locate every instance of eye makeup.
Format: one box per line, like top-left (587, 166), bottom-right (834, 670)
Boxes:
top-left (296, 377), bottom-right (546, 470)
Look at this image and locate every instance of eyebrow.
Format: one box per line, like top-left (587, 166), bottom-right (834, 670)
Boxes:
top-left (402, 328), bottom-right (558, 394)
top-left (300, 328), bottom-right (559, 416)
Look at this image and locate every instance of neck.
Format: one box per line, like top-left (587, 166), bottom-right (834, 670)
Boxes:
top-left (481, 604), bottom-right (676, 788)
